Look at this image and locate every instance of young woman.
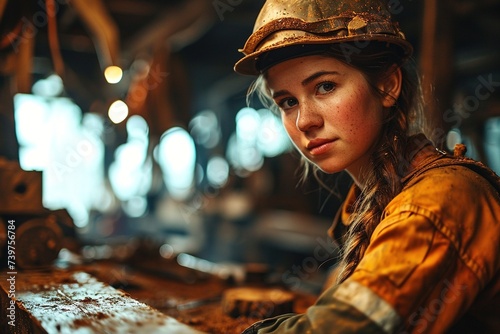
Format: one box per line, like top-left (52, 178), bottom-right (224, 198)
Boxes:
top-left (234, 0), bottom-right (500, 333)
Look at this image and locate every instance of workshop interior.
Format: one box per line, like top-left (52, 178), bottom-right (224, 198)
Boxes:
top-left (0, 0), bottom-right (499, 333)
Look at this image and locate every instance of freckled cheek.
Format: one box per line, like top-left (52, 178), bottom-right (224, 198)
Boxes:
top-left (331, 104), bottom-right (360, 136)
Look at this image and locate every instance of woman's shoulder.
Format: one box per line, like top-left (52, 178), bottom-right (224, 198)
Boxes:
top-left (379, 159), bottom-right (500, 284)
top-left (403, 157), bottom-right (500, 202)
top-left (402, 136), bottom-right (500, 196)
top-left (380, 152), bottom-right (500, 233)
top-left (382, 155), bottom-right (500, 251)
top-left (387, 156), bottom-right (500, 220)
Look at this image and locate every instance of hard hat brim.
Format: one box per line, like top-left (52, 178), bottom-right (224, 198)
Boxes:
top-left (234, 32), bottom-right (413, 76)
top-left (234, 13), bottom-right (414, 76)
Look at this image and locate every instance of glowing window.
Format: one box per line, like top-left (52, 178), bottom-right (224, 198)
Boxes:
top-left (14, 94), bottom-right (105, 228)
top-left (155, 127), bottom-right (196, 200)
top-left (206, 156), bottom-right (229, 188)
top-left (189, 110), bottom-right (221, 149)
top-left (108, 116), bottom-right (151, 211)
top-left (227, 107), bottom-right (290, 173)
top-left (485, 117), bottom-right (500, 174)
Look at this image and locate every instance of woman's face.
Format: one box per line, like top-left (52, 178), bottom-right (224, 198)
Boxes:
top-left (266, 55), bottom-right (391, 182)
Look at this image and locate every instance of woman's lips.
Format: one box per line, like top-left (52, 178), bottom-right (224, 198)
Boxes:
top-left (306, 138), bottom-right (337, 156)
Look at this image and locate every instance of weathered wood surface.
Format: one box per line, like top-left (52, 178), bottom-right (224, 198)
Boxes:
top-left (222, 287), bottom-right (295, 318)
top-left (0, 270), bottom-right (204, 334)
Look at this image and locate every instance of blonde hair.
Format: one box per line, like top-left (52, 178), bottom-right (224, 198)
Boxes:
top-left (248, 42), bottom-right (427, 283)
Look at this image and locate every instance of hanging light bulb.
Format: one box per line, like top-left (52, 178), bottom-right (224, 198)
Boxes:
top-left (108, 100), bottom-right (128, 124)
top-left (104, 65), bottom-right (123, 84)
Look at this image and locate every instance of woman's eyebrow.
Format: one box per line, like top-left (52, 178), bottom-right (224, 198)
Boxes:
top-left (301, 71), bottom-right (340, 86)
top-left (272, 90), bottom-right (289, 99)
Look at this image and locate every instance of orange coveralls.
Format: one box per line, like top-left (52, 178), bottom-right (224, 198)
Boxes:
top-left (243, 136), bottom-right (500, 333)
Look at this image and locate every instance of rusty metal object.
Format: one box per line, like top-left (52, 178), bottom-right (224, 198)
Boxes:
top-left (0, 216), bottom-right (63, 269)
top-left (0, 270), bottom-right (204, 334)
top-left (234, 0), bottom-right (413, 75)
top-left (0, 160), bottom-right (75, 269)
top-left (0, 159), bottom-right (44, 214)
top-left (15, 216), bottom-right (63, 269)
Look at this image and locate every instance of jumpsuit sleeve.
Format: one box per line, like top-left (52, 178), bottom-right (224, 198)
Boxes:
top-left (242, 209), bottom-right (478, 333)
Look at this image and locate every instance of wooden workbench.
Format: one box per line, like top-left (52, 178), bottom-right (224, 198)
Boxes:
top-left (0, 260), bottom-right (316, 334)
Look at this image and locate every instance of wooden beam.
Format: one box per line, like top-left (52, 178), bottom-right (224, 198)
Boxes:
top-left (70, 0), bottom-right (120, 70)
top-left (123, 0), bottom-right (214, 59)
top-left (420, 0), bottom-right (455, 149)
top-left (0, 0), bottom-right (7, 21)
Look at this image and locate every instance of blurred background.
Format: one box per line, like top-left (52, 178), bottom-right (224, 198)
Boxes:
top-left (0, 0), bottom-right (499, 293)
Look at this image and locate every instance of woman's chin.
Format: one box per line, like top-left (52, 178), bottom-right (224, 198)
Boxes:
top-left (313, 163), bottom-right (345, 175)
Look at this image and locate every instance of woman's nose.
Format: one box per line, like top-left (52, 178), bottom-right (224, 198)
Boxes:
top-left (296, 102), bottom-right (323, 132)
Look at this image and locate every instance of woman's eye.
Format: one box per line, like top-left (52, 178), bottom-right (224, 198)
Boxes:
top-left (317, 82), bottom-right (336, 94)
top-left (278, 98), bottom-right (298, 110)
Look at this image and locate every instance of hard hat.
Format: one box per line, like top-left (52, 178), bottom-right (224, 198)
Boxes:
top-left (234, 0), bottom-right (413, 75)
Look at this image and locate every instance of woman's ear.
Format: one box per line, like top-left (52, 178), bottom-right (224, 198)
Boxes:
top-left (378, 66), bottom-right (403, 108)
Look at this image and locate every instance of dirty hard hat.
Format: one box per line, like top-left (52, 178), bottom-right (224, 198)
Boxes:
top-left (234, 0), bottom-right (413, 76)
